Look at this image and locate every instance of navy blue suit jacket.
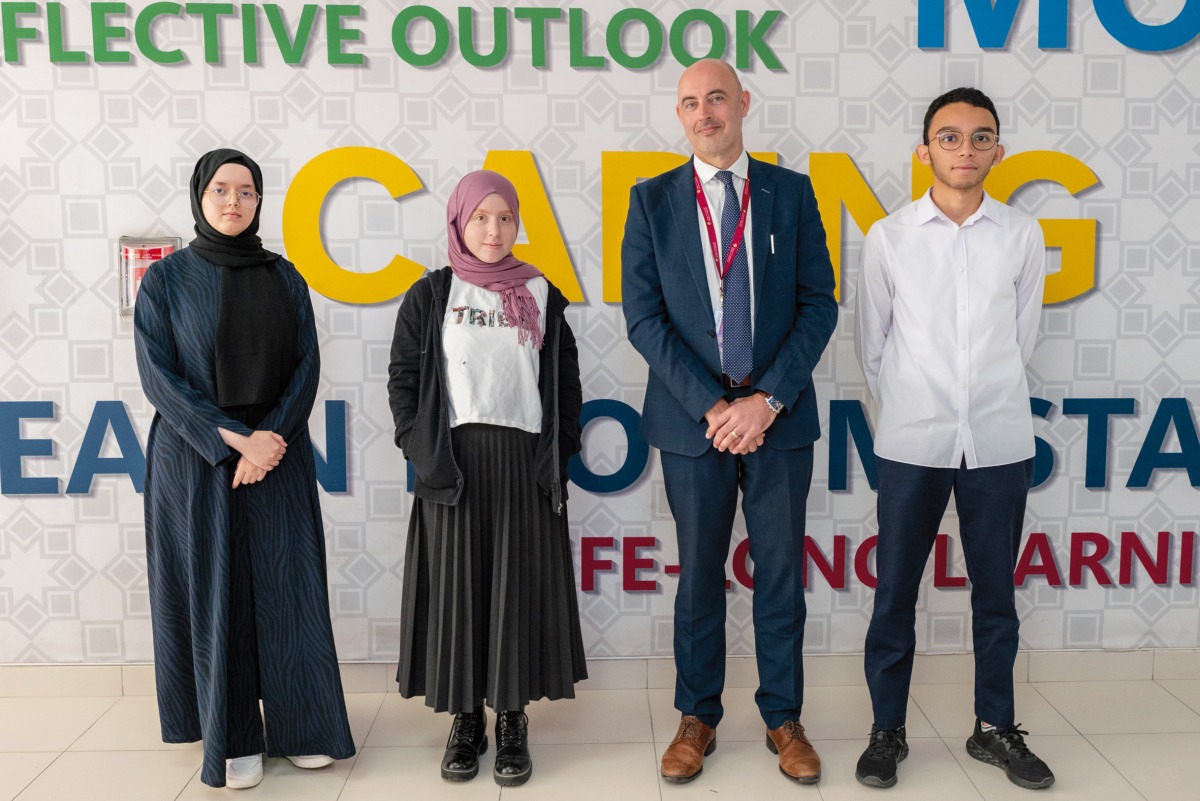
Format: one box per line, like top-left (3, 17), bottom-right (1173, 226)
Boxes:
top-left (621, 156), bottom-right (838, 457)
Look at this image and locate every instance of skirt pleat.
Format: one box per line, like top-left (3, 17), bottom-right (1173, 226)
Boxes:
top-left (397, 424), bottom-right (588, 713)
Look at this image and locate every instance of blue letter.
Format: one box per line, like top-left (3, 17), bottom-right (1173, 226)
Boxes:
top-left (568, 399), bottom-right (650, 493)
top-left (1094, 0), bottom-right (1200, 52)
top-left (828, 400), bottom-right (877, 491)
top-left (1128, 398), bottom-right (1200, 488)
top-left (313, 400), bottom-right (348, 493)
top-left (1061, 397), bottom-right (1136, 488)
top-left (1030, 397), bottom-right (1055, 488)
top-left (919, 0), bottom-right (1068, 49)
top-left (66, 401), bottom-right (146, 494)
top-left (0, 401), bottom-right (60, 495)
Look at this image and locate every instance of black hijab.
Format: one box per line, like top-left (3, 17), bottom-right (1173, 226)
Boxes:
top-left (189, 149), bottom-right (296, 415)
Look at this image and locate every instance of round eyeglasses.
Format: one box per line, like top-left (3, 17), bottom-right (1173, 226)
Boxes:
top-left (203, 187), bottom-right (260, 206)
top-left (934, 131), bottom-right (999, 151)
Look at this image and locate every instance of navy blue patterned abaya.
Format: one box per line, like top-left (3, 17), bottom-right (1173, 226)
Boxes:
top-left (134, 247), bottom-right (354, 787)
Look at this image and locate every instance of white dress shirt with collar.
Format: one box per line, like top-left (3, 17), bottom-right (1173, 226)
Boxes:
top-left (855, 189), bottom-right (1046, 469)
top-left (692, 151), bottom-right (755, 359)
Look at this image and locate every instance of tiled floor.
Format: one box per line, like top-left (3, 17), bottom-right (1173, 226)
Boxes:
top-left (2, 678), bottom-right (1199, 800)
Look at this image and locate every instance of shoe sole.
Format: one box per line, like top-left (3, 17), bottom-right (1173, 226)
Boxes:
top-left (494, 765), bottom-right (532, 786)
top-left (661, 738), bottom-right (716, 783)
top-left (441, 737), bottom-right (488, 782)
top-left (765, 734), bottom-right (820, 784)
top-left (855, 770), bottom-right (897, 788)
top-left (966, 739), bottom-right (1055, 790)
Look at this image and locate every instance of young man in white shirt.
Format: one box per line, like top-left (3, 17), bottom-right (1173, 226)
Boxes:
top-left (854, 87), bottom-right (1054, 791)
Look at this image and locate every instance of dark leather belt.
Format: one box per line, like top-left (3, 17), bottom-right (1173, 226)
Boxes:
top-left (720, 373), bottom-right (752, 389)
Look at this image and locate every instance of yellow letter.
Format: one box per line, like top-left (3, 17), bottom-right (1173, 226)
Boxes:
top-left (811, 153), bottom-right (887, 302)
top-left (482, 150), bottom-right (583, 302)
top-left (984, 151), bottom-right (1099, 305)
top-left (601, 151), bottom-right (777, 303)
top-left (911, 151), bottom-right (1098, 304)
top-left (283, 147), bottom-right (427, 304)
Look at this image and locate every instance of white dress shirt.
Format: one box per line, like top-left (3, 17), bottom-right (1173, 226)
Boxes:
top-left (692, 152), bottom-right (755, 358)
top-left (855, 190), bottom-right (1045, 469)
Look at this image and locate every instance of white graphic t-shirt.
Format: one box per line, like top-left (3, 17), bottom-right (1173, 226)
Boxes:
top-left (442, 274), bottom-right (547, 433)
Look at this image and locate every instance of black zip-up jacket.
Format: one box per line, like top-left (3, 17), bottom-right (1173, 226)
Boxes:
top-left (387, 266), bottom-right (583, 513)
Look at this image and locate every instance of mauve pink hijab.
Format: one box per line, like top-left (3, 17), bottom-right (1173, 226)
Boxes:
top-left (447, 170), bottom-right (545, 349)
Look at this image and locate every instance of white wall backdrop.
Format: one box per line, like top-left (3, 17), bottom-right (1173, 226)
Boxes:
top-left (1, 0), bottom-right (1198, 663)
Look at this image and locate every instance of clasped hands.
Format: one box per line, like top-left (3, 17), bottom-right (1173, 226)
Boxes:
top-left (704, 395), bottom-right (774, 454)
top-left (219, 428), bottom-right (288, 489)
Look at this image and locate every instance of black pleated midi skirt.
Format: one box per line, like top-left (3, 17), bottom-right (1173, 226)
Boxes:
top-left (397, 424), bottom-right (588, 713)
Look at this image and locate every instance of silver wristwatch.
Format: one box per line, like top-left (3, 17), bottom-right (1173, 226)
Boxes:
top-left (760, 392), bottom-right (785, 414)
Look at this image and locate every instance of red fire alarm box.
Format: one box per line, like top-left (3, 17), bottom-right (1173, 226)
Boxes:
top-left (119, 236), bottom-right (181, 317)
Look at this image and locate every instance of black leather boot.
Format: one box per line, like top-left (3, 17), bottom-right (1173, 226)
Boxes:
top-left (440, 708), bottom-right (487, 781)
top-left (493, 710), bottom-right (532, 786)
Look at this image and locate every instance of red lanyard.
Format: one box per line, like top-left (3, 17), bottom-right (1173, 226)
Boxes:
top-left (694, 169), bottom-right (751, 281)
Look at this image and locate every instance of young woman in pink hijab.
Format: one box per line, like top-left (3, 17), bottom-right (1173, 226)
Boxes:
top-left (387, 170), bottom-right (587, 786)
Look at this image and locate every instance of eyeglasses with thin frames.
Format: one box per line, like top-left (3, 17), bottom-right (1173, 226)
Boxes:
top-left (934, 131), bottom-right (999, 151)
top-left (203, 187), bottom-right (260, 206)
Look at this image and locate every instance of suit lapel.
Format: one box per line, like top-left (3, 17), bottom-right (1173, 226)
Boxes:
top-left (748, 157), bottom-right (773, 328)
top-left (667, 159), bottom-right (715, 322)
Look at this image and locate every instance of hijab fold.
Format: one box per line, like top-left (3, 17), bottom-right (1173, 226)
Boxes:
top-left (188, 148), bottom-right (295, 413)
top-left (447, 170), bottom-right (545, 349)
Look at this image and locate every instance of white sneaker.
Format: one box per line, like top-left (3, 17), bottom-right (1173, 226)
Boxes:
top-left (287, 754), bottom-right (334, 769)
top-left (226, 754), bottom-right (263, 789)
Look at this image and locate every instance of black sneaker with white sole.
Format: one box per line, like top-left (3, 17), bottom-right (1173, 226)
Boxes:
top-left (966, 720), bottom-right (1055, 790)
top-left (855, 726), bottom-right (908, 788)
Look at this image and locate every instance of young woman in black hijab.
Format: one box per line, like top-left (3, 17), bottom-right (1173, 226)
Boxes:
top-left (135, 149), bottom-right (354, 789)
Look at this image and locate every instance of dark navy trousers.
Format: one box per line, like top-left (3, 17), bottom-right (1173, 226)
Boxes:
top-left (865, 457), bottom-right (1033, 730)
top-left (661, 430), bottom-right (813, 731)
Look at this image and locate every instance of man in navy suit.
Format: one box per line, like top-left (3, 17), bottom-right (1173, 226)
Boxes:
top-left (621, 59), bottom-right (837, 784)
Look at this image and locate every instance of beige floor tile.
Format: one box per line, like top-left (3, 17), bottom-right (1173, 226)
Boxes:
top-left (69, 696), bottom-right (199, 752)
top-left (504, 742), bottom-right (659, 800)
top-left (339, 664), bottom-right (390, 694)
top-left (0, 753), bottom-right (57, 801)
top-left (949, 734), bottom-right (1140, 800)
top-left (362, 694), bottom-right (447, 748)
top-left (345, 693), bottom-right (386, 748)
top-left (121, 665), bottom-right (156, 696)
top-left (1033, 680), bottom-right (1200, 734)
top-left (14, 750), bottom-right (199, 801)
top-left (647, 658), bottom-right (675, 689)
top-left (808, 737), bottom-right (984, 801)
top-left (803, 684), bottom-right (938, 740)
top-left (1028, 649), bottom-right (1154, 682)
top-left (526, 689), bottom-right (652, 744)
top-left (1153, 648), bottom-right (1200, 680)
top-left (0, 697), bottom-right (119, 752)
top-left (575, 658), bottom-right (647, 690)
top-left (807, 653), bottom-right (868, 686)
top-left (910, 682), bottom-right (1075, 739)
top-left (1087, 732), bottom-right (1200, 801)
top-left (175, 753), bottom-right (357, 800)
top-left (1158, 679), bottom-right (1200, 715)
top-left (0, 666), bottom-right (122, 698)
top-left (338, 746), bottom-right (501, 801)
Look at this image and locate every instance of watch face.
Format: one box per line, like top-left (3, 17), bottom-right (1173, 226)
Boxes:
top-left (765, 395), bottom-right (784, 413)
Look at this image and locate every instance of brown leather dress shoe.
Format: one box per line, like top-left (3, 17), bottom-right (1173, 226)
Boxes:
top-left (766, 720), bottom-right (821, 783)
top-left (661, 715), bottom-right (716, 783)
